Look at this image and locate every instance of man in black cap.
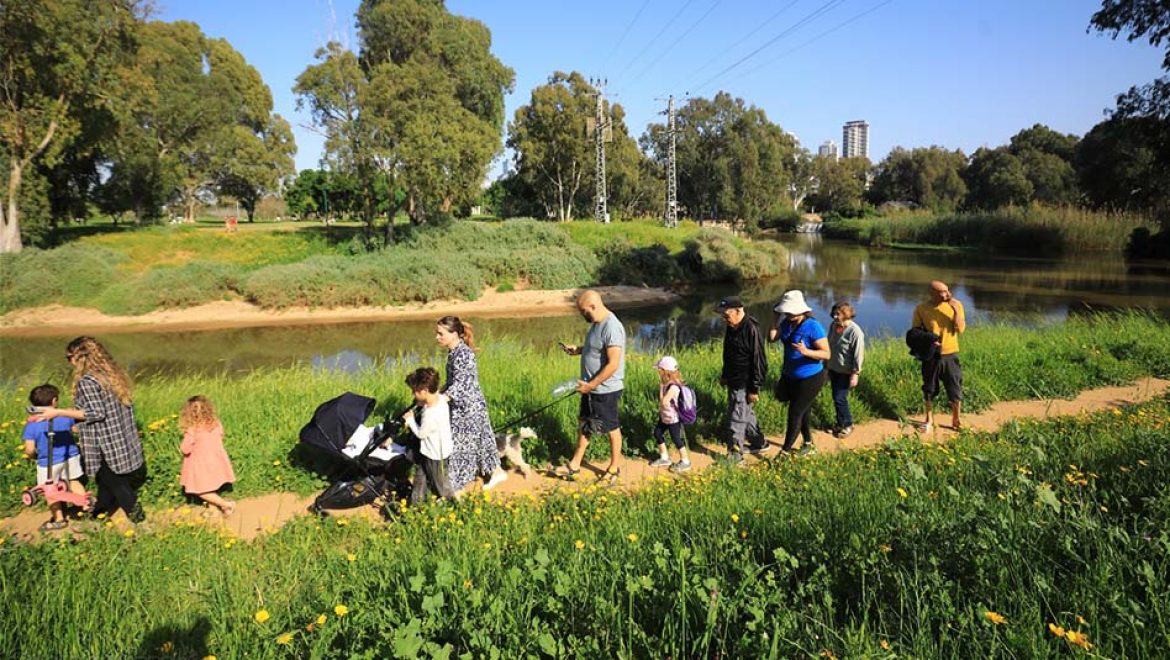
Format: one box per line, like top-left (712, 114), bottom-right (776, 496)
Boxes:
top-left (717, 297), bottom-right (769, 464)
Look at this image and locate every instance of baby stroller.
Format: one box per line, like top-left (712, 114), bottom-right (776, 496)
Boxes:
top-left (298, 392), bottom-right (414, 516)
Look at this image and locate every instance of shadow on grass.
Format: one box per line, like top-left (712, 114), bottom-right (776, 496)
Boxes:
top-left (135, 616), bottom-right (211, 660)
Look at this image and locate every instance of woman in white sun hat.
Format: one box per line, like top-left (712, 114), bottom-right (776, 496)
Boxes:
top-left (768, 290), bottom-right (831, 454)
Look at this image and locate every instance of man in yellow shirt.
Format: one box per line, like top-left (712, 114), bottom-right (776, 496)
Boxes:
top-left (911, 280), bottom-right (966, 432)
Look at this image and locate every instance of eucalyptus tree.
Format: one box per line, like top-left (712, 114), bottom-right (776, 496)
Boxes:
top-left (643, 92), bottom-right (797, 226)
top-left (0, 0), bottom-right (143, 252)
top-left (507, 71), bottom-right (649, 221)
top-left (296, 0), bottom-right (513, 236)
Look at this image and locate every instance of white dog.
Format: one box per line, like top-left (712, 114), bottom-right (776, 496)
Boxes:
top-left (496, 427), bottom-right (537, 477)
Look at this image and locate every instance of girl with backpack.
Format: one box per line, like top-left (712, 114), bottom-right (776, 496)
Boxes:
top-left (649, 356), bottom-right (693, 473)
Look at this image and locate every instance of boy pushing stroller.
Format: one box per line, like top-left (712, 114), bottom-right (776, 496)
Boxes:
top-left (401, 368), bottom-right (455, 503)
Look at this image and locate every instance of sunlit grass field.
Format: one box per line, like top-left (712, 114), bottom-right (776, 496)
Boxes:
top-left (2, 314), bottom-right (1168, 517)
top-left (0, 391), bottom-right (1166, 657)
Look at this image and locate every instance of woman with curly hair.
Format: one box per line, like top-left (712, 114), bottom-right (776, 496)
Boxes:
top-left (435, 316), bottom-right (507, 495)
top-left (33, 336), bottom-right (147, 523)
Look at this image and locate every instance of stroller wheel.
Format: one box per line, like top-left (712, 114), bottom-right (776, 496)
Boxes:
top-left (308, 503), bottom-right (328, 517)
top-left (21, 489), bottom-right (38, 506)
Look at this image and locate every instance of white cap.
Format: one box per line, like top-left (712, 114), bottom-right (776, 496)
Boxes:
top-left (655, 356), bottom-right (680, 371)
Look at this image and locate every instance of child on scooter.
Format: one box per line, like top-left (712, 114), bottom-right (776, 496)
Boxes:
top-left (22, 384), bottom-right (85, 531)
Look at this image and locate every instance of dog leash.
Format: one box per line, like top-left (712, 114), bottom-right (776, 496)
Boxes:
top-left (496, 391), bottom-right (579, 432)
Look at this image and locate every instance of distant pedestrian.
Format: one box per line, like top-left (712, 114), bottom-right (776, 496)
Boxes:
top-left (648, 356), bottom-right (692, 473)
top-left (912, 280), bottom-right (966, 432)
top-left (179, 395), bottom-right (236, 516)
top-left (716, 297), bottom-right (768, 464)
top-left (554, 290), bottom-right (626, 482)
top-left (769, 290), bottom-right (830, 454)
top-left (826, 301), bottom-right (865, 438)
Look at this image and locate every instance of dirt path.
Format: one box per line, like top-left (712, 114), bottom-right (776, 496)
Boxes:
top-left (4, 377), bottom-right (1166, 542)
top-left (0, 285), bottom-right (679, 336)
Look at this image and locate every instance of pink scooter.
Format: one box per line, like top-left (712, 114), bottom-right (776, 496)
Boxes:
top-left (21, 425), bottom-right (95, 511)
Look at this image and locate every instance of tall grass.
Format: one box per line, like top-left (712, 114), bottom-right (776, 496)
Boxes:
top-left (2, 313), bottom-right (1168, 516)
top-left (825, 206), bottom-right (1155, 254)
top-left (0, 395), bottom-right (1166, 657)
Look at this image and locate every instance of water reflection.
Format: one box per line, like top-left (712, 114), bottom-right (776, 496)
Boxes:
top-left (3, 237), bottom-right (1168, 380)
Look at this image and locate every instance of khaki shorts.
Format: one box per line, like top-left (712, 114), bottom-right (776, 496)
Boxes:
top-left (36, 454), bottom-right (84, 484)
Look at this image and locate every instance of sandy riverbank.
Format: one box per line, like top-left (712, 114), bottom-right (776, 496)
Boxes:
top-left (0, 286), bottom-right (680, 337)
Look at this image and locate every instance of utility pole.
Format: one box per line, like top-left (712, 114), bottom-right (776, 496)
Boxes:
top-left (665, 95), bottom-right (678, 228)
top-left (589, 77), bottom-right (610, 223)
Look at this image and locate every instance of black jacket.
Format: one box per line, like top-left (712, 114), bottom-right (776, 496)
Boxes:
top-left (905, 327), bottom-right (941, 362)
top-left (722, 316), bottom-right (768, 393)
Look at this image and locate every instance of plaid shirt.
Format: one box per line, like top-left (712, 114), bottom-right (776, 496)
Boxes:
top-left (74, 375), bottom-right (144, 475)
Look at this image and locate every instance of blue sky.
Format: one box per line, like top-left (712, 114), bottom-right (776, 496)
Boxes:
top-left (157, 0), bottom-right (1165, 175)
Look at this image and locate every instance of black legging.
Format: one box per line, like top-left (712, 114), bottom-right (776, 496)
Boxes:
top-left (782, 369), bottom-right (827, 450)
top-left (93, 464), bottom-right (144, 522)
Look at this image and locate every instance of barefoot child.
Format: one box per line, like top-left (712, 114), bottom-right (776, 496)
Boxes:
top-left (648, 356), bottom-right (692, 473)
top-left (179, 396), bottom-right (236, 516)
top-left (403, 367), bottom-right (456, 503)
top-left (22, 384), bottom-right (86, 531)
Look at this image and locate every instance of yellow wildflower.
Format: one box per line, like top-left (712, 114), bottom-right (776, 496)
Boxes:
top-left (1048, 623), bottom-right (1065, 637)
top-left (574, 539), bottom-right (585, 551)
top-left (879, 640), bottom-right (890, 650)
top-left (159, 641), bottom-right (174, 654)
top-left (984, 611), bottom-right (1007, 625)
top-left (730, 513), bottom-right (740, 524)
top-left (1065, 630), bottom-right (1093, 650)
top-left (316, 614), bottom-right (327, 625)
top-left (276, 633), bottom-right (294, 645)
top-left (627, 533), bottom-right (639, 543)
top-left (346, 553), bottom-right (356, 562)
top-left (334, 604), bottom-right (349, 617)
top-left (896, 487), bottom-right (908, 499)
top-left (254, 609), bottom-right (271, 624)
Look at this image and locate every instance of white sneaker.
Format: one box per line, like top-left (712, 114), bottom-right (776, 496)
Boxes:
top-left (649, 456), bottom-right (672, 468)
top-left (484, 469), bottom-right (508, 491)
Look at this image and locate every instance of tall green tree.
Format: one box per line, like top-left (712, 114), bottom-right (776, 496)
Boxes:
top-left (296, 0), bottom-right (513, 234)
top-left (1091, 0), bottom-right (1170, 120)
top-left (104, 21), bottom-right (295, 222)
top-left (807, 156), bottom-right (870, 215)
top-left (1006, 124), bottom-right (1080, 205)
top-left (506, 71), bottom-right (647, 221)
top-left (868, 146), bottom-right (968, 211)
top-left (643, 92), bottom-right (798, 226)
top-left (963, 148), bottom-right (1034, 210)
top-left (0, 0), bottom-right (143, 252)
top-left (1077, 116), bottom-right (1169, 216)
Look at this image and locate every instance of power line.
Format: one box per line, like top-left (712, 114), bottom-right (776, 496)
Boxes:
top-left (602, 0), bottom-right (653, 69)
top-left (728, 0), bottom-right (894, 86)
top-left (692, 0), bottom-right (849, 92)
top-left (672, 0), bottom-right (801, 87)
top-left (629, 0), bottom-right (724, 84)
top-left (614, 0), bottom-right (698, 82)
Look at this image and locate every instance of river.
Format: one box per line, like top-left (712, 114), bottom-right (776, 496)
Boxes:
top-left (4, 235), bottom-right (1169, 380)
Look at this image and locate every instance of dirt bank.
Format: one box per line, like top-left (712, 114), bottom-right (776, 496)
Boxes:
top-left (0, 285), bottom-right (680, 337)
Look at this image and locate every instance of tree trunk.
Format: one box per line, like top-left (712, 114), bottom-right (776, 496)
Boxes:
top-left (2, 160), bottom-right (25, 253)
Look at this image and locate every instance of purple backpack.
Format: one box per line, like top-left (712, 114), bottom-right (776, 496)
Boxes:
top-left (673, 384), bottom-right (698, 425)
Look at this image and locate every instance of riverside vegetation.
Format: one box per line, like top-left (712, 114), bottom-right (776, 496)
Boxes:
top-left (0, 219), bottom-right (786, 315)
top-left (0, 346), bottom-right (1167, 656)
top-left (824, 206), bottom-right (1155, 255)
top-left (3, 313), bottom-right (1168, 517)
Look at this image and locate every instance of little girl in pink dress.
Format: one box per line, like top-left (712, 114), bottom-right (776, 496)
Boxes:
top-left (179, 395), bottom-right (236, 516)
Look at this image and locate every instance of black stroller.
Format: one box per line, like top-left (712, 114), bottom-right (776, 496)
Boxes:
top-left (298, 392), bottom-right (414, 516)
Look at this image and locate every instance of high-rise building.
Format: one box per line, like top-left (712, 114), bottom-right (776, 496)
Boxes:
top-left (818, 140), bottom-right (839, 160)
top-left (842, 120), bottom-right (869, 160)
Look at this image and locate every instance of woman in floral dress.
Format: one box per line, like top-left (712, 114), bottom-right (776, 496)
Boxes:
top-left (435, 316), bottom-right (507, 494)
